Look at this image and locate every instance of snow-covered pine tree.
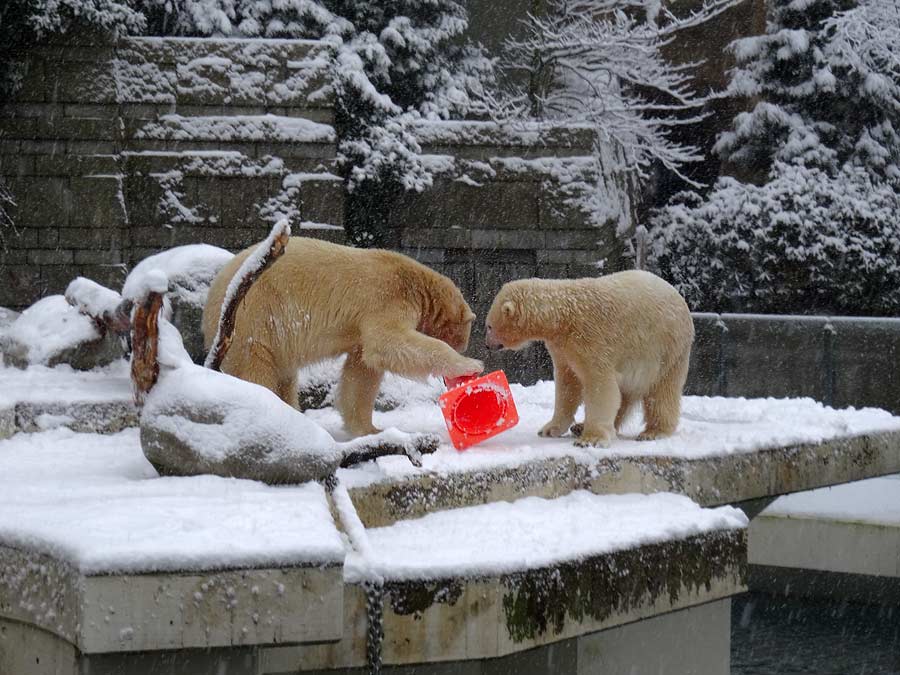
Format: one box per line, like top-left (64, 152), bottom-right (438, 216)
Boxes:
top-left (716, 0), bottom-right (900, 179)
top-left (303, 1), bottom-right (494, 246)
top-left (648, 0), bottom-right (900, 315)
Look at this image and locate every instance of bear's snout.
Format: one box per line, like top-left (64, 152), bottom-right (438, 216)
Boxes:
top-left (485, 325), bottom-right (504, 350)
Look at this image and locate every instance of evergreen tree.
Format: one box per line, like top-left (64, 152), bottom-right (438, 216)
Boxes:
top-left (648, 0), bottom-right (900, 315)
top-left (716, 0), bottom-right (900, 179)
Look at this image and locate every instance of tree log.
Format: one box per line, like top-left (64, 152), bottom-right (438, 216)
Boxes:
top-left (131, 292), bottom-right (163, 406)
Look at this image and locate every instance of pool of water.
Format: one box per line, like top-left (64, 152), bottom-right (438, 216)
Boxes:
top-left (732, 592), bottom-right (900, 674)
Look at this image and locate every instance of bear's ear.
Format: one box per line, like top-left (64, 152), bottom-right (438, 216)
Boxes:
top-left (501, 300), bottom-right (516, 318)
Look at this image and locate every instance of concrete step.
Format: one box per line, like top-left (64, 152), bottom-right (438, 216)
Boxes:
top-left (0, 421), bottom-right (747, 670)
top-left (752, 473), bottom-right (900, 575)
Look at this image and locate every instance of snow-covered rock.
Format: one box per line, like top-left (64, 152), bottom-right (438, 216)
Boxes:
top-left (123, 244), bottom-right (234, 363)
top-left (0, 296), bottom-right (124, 370)
top-left (141, 364), bottom-right (345, 484)
top-left (141, 320), bottom-right (436, 484)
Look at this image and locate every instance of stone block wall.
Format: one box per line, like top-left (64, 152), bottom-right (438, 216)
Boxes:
top-left (0, 35), bottom-right (340, 308)
top-left (1, 34), bottom-right (621, 383)
top-left (687, 314), bottom-right (900, 414)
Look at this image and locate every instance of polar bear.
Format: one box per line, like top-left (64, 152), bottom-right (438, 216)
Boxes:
top-left (203, 237), bottom-right (483, 438)
top-left (485, 270), bottom-right (694, 447)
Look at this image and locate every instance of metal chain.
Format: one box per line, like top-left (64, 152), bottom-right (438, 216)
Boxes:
top-left (365, 579), bottom-right (385, 675)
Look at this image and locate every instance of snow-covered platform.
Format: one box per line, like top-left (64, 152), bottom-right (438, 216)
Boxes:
top-left (2, 364), bottom-right (900, 672)
top-left (318, 382), bottom-right (900, 525)
top-left (748, 474), bottom-right (900, 603)
top-left (0, 423), bottom-right (745, 668)
top-left (0, 362), bottom-right (136, 438)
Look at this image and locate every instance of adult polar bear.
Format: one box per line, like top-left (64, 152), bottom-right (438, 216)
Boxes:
top-left (203, 237), bottom-right (483, 438)
top-left (485, 270), bottom-right (694, 447)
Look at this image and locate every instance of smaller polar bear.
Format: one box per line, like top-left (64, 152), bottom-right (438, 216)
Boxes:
top-left (485, 270), bottom-right (694, 447)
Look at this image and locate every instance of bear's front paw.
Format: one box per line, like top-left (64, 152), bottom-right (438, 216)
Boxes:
top-left (447, 357), bottom-right (484, 378)
top-left (538, 419), bottom-right (572, 438)
top-left (346, 423), bottom-right (382, 438)
top-left (574, 427), bottom-right (614, 448)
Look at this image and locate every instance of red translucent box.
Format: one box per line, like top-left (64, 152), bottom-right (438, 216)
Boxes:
top-left (439, 371), bottom-right (519, 450)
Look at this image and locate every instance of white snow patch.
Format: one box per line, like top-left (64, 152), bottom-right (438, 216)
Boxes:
top-left (123, 244), bottom-right (234, 306)
top-left (350, 490), bottom-right (746, 581)
top-left (0, 360), bottom-right (132, 407)
top-left (65, 278), bottom-right (122, 319)
top-left (762, 474), bottom-right (900, 526)
top-left (0, 428), bottom-right (345, 574)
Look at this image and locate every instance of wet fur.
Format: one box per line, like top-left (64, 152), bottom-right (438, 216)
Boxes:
top-left (203, 237), bottom-right (481, 438)
top-left (486, 270), bottom-right (694, 447)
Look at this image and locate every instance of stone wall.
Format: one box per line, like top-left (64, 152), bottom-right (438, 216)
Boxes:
top-left (0, 34), bottom-right (619, 378)
top-left (687, 314), bottom-right (900, 414)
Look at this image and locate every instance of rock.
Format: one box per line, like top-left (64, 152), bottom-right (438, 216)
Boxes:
top-left (1, 296), bottom-right (125, 370)
top-left (169, 297), bottom-right (207, 364)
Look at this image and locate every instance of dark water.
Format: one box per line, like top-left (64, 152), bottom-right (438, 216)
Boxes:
top-left (731, 592), bottom-right (900, 675)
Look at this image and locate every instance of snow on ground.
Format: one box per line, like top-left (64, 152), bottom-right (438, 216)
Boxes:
top-left (7, 360), bottom-right (882, 579)
top-left (0, 360), bottom-right (132, 407)
top-left (0, 428), bottom-right (345, 574)
top-left (311, 381), bottom-right (900, 487)
top-left (761, 474), bottom-right (900, 526)
top-left (348, 491), bottom-right (747, 582)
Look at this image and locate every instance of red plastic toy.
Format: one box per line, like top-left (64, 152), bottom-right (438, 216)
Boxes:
top-left (439, 371), bottom-right (519, 450)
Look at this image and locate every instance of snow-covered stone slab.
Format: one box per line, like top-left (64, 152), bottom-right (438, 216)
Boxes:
top-left (264, 491), bottom-right (747, 668)
top-left (0, 428), bottom-right (346, 652)
top-left (315, 385), bottom-right (900, 525)
top-left (0, 361), bottom-right (136, 434)
top-left (749, 474), bottom-right (900, 579)
top-left (135, 114), bottom-right (336, 144)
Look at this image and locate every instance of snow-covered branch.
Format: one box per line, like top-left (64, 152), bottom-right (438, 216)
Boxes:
top-left (494, 0), bottom-right (742, 186)
top-left (204, 219), bottom-right (291, 371)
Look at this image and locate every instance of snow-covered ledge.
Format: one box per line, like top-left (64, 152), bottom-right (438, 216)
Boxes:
top-left (323, 391), bottom-right (900, 526)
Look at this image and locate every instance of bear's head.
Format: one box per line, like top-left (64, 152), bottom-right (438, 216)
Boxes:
top-left (485, 281), bottom-right (532, 351)
top-left (418, 277), bottom-right (476, 353)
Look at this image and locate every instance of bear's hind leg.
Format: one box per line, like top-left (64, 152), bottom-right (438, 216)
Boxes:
top-left (575, 369), bottom-right (621, 448)
top-left (337, 348), bottom-right (384, 438)
top-left (539, 350), bottom-right (583, 438)
top-left (638, 352), bottom-right (690, 441)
